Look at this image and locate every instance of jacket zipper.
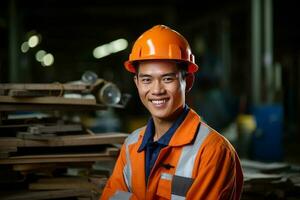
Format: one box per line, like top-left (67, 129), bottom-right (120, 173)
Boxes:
top-left (145, 146), bottom-right (170, 200)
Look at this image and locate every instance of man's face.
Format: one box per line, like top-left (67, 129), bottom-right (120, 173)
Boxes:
top-left (134, 61), bottom-right (186, 121)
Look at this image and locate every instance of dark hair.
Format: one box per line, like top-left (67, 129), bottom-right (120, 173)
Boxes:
top-left (132, 61), bottom-right (139, 74)
top-left (177, 61), bottom-right (188, 78)
top-left (133, 60), bottom-right (188, 78)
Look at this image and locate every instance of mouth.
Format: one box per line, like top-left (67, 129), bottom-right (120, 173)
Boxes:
top-left (149, 98), bottom-right (169, 106)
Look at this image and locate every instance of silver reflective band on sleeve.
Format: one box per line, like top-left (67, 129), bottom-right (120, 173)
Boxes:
top-left (123, 128), bottom-right (141, 192)
top-left (171, 194), bottom-right (186, 200)
top-left (161, 172), bottom-right (173, 181)
top-left (175, 123), bottom-right (210, 178)
top-left (110, 190), bottom-right (132, 200)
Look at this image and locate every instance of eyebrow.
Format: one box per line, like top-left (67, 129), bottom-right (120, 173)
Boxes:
top-left (138, 74), bottom-right (152, 78)
top-left (138, 72), bottom-right (177, 78)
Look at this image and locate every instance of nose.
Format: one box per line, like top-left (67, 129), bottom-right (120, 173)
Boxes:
top-left (151, 80), bottom-right (166, 95)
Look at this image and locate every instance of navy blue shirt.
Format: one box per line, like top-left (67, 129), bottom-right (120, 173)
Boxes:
top-left (137, 105), bottom-right (189, 183)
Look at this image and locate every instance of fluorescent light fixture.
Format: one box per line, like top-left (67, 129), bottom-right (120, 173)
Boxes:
top-left (93, 38), bottom-right (128, 59)
top-left (93, 44), bottom-right (111, 59)
top-left (109, 38), bottom-right (128, 53)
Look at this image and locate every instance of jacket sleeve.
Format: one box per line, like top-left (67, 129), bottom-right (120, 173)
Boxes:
top-left (100, 143), bottom-right (129, 200)
top-left (187, 141), bottom-right (244, 200)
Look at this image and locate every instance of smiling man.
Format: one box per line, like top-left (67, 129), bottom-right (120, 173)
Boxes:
top-left (100, 25), bottom-right (243, 200)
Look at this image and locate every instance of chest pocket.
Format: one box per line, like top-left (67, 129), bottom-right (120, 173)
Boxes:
top-left (156, 173), bottom-right (173, 199)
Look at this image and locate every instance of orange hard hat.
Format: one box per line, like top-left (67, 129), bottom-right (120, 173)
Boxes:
top-left (124, 25), bottom-right (199, 73)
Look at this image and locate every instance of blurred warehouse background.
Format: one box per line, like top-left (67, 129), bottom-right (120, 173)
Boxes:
top-left (0, 0), bottom-right (300, 199)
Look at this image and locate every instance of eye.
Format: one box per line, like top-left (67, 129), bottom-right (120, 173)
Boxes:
top-left (163, 76), bottom-right (174, 83)
top-left (141, 78), bottom-right (151, 84)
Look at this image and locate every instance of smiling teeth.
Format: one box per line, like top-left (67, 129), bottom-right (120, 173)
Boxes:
top-left (152, 99), bottom-right (166, 104)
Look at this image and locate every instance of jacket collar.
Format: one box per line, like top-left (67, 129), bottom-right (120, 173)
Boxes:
top-left (137, 105), bottom-right (189, 152)
top-left (137, 108), bottom-right (201, 147)
top-left (168, 108), bottom-right (201, 146)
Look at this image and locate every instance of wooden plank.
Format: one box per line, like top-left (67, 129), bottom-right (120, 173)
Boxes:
top-left (27, 124), bottom-right (82, 134)
top-left (77, 198), bottom-right (92, 200)
top-left (12, 162), bottom-right (94, 171)
top-left (0, 80), bottom-right (105, 95)
top-left (0, 154), bottom-right (116, 164)
top-left (0, 83), bottom-right (88, 91)
top-left (242, 159), bottom-right (290, 173)
top-left (243, 172), bottom-right (282, 182)
top-left (16, 132), bottom-right (57, 140)
top-left (0, 147), bottom-right (119, 164)
top-left (289, 175), bottom-right (300, 187)
top-left (29, 179), bottom-right (99, 191)
top-left (106, 147), bottom-right (119, 156)
top-left (0, 189), bottom-right (92, 200)
top-left (10, 146), bottom-right (119, 159)
top-left (0, 152), bottom-right (10, 158)
top-left (4, 152), bottom-right (110, 159)
top-left (37, 177), bottom-right (89, 183)
top-left (0, 133), bottom-right (128, 147)
top-left (0, 124), bottom-right (41, 128)
top-left (8, 145), bottom-right (117, 157)
top-left (0, 147), bottom-right (17, 151)
top-left (0, 147), bottom-right (17, 158)
top-left (50, 134), bottom-right (128, 146)
top-left (0, 96), bottom-right (96, 105)
top-left (0, 103), bottom-right (106, 111)
top-left (0, 116), bottom-right (59, 125)
top-left (8, 90), bottom-right (60, 97)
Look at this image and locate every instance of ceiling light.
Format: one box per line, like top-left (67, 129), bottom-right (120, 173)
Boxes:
top-left (35, 50), bottom-right (47, 62)
top-left (28, 35), bottom-right (40, 48)
top-left (42, 53), bottom-right (54, 66)
top-left (21, 42), bottom-right (30, 53)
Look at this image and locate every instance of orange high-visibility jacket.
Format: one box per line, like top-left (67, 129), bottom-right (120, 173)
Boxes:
top-left (101, 109), bottom-right (244, 200)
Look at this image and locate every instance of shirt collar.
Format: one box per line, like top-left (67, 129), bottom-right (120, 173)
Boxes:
top-left (138, 105), bottom-right (189, 152)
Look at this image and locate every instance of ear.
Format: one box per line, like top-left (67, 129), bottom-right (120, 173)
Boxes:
top-left (185, 73), bottom-right (194, 93)
top-left (134, 75), bottom-right (138, 87)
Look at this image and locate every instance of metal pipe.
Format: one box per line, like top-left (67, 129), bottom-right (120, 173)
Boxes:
top-left (251, 0), bottom-right (262, 104)
top-left (264, 0), bottom-right (274, 103)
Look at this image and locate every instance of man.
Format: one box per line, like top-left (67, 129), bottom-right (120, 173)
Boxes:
top-left (101, 25), bottom-right (243, 200)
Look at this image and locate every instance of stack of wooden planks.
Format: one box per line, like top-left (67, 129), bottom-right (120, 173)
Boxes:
top-left (0, 120), bottom-right (128, 199)
top-left (0, 82), bottom-right (129, 200)
top-left (241, 159), bottom-right (300, 199)
top-left (0, 133), bottom-right (127, 164)
top-left (0, 82), bottom-right (107, 111)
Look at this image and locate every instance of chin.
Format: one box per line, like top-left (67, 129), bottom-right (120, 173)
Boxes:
top-left (150, 109), bottom-right (173, 120)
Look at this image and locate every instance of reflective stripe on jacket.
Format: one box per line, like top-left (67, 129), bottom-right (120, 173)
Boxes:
top-left (100, 109), bottom-right (244, 200)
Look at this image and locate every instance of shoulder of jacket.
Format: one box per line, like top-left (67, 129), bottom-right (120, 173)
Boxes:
top-left (124, 126), bottom-right (146, 145)
top-left (201, 122), bottom-right (235, 152)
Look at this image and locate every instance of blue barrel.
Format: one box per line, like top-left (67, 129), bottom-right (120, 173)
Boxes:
top-left (251, 104), bottom-right (284, 161)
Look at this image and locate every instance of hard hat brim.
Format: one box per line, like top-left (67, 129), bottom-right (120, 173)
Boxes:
top-left (124, 59), bottom-right (199, 74)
